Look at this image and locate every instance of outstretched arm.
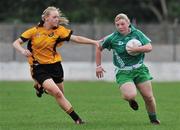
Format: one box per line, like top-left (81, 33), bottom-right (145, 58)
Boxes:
top-left (13, 38), bottom-right (32, 57)
top-left (96, 46), bottom-right (105, 78)
top-left (70, 35), bottom-right (99, 47)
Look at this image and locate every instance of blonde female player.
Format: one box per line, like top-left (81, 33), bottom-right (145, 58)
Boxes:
top-left (96, 13), bottom-right (160, 125)
top-left (13, 6), bottom-right (99, 124)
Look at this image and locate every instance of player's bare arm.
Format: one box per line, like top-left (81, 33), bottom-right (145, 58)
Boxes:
top-left (70, 35), bottom-right (99, 47)
top-left (13, 38), bottom-right (32, 57)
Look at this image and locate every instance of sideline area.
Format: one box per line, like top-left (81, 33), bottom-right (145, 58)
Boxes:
top-left (1, 62), bottom-right (180, 82)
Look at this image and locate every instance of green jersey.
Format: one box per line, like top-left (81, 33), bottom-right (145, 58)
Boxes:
top-left (100, 25), bottom-right (151, 68)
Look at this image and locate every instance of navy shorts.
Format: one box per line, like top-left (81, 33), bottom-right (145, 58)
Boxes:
top-left (32, 62), bottom-right (64, 85)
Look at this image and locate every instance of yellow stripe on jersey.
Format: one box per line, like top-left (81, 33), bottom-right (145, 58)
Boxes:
top-left (21, 26), bottom-right (72, 65)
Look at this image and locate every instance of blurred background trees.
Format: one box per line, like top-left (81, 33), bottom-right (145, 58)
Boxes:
top-left (0, 0), bottom-right (179, 24)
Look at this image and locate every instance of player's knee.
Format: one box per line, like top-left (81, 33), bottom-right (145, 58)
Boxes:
top-left (60, 89), bottom-right (64, 94)
top-left (54, 91), bottom-right (63, 99)
top-left (123, 93), bottom-right (137, 100)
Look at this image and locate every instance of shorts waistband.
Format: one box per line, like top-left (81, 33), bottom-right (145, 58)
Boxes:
top-left (118, 63), bottom-right (142, 70)
top-left (31, 61), bottom-right (61, 67)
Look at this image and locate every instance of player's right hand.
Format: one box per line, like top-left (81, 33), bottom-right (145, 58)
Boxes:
top-left (21, 49), bottom-right (32, 57)
top-left (96, 65), bottom-right (106, 78)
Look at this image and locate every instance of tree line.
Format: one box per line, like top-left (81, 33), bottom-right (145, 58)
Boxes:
top-left (0, 0), bottom-right (179, 24)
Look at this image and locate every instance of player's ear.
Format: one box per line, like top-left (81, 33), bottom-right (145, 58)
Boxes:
top-left (128, 23), bottom-right (131, 27)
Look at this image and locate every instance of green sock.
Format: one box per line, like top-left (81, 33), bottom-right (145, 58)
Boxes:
top-left (148, 112), bottom-right (157, 122)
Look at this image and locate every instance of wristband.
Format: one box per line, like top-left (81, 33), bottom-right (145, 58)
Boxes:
top-left (96, 65), bottom-right (102, 68)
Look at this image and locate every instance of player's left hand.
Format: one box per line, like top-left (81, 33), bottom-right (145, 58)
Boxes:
top-left (95, 41), bottom-right (100, 48)
top-left (126, 44), bottom-right (139, 53)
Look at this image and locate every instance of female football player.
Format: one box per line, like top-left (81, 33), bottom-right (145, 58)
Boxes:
top-left (13, 6), bottom-right (99, 124)
top-left (95, 13), bottom-right (160, 125)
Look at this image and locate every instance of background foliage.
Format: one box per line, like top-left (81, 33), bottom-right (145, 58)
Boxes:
top-left (0, 0), bottom-right (180, 23)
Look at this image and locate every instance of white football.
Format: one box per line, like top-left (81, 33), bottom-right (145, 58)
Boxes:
top-left (126, 39), bottom-right (142, 56)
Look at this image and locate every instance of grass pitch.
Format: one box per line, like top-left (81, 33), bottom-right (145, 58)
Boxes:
top-left (0, 81), bottom-right (180, 130)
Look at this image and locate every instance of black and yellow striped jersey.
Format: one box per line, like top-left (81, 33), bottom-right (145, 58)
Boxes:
top-left (20, 25), bottom-right (72, 65)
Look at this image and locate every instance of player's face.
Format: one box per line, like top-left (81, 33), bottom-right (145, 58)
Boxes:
top-left (115, 19), bottom-right (130, 35)
top-left (46, 11), bottom-right (60, 28)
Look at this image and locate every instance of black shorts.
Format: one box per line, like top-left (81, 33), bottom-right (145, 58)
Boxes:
top-left (32, 62), bottom-right (64, 85)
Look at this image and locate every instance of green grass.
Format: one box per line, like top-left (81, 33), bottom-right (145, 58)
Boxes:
top-left (0, 81), bottom-right (180, 130)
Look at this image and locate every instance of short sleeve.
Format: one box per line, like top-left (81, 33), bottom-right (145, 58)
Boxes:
top-left (137, 30), bottom-right (151, 45)
top-left (20, 27), bottom-right (37, 42)
top-left (100, 33), bottom-right (114, 51)
top-left (58, 26), bottom-right (73, 41)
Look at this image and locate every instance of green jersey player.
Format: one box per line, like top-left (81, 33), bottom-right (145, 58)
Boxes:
top-left (96, 13), bottom-right (160, 125)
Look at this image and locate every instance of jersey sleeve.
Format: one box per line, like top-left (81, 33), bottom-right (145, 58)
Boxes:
top-left (100, 33), bottom-right (114, 51)
top-left (57, 26), bottom-right (73, 42)
top-left (137, 30), bottom-right (151, 45)
top-left (20, 27), bottom-right (37, 42)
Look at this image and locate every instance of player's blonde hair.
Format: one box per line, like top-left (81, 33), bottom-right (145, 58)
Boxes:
top-left (114, 13), bottom-right (130, 24)
top-left (39, 6), bottom-right (69, 26)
